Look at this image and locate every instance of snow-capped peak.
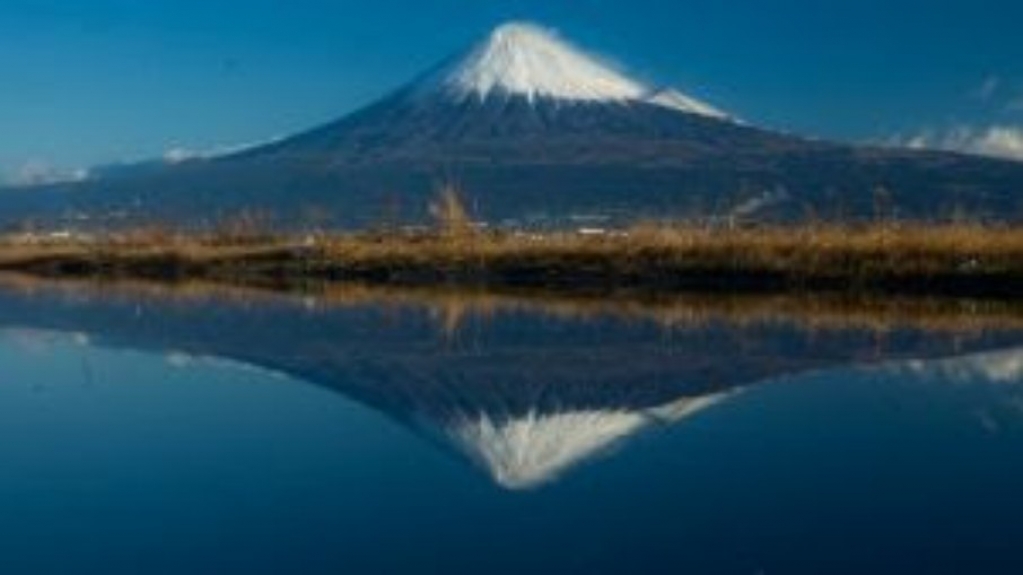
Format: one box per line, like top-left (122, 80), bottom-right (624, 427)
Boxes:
top-left (425, 21), bottom-right (729, 120)
top-left (436, 22), bottom-right (647, 103)
top-left (646, 88), bottom-right (730, 120)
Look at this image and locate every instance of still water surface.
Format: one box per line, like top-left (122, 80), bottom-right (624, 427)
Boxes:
top-left (1, 284), bottom-right (1022, 574)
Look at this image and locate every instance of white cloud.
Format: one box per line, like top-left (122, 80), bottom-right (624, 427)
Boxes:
top-left (892, 125), bottom-right (1023, 162)
top-left (163, 148), bottom-right (198, 164)
top-left (2, 160), bottom-right (89, 187)
top-left (162, 135), bottom-right (284, 165)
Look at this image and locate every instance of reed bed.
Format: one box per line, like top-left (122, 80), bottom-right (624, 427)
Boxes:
top-left (0, 222), bottom-right (1021, 298)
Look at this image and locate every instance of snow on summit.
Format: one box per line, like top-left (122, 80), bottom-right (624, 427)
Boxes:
top-left (437, 22), bottom-right (646, 102)
top-left (646, 88), bottom-right (730, 120)
top-left (428, 21), bottom-right (729, 119)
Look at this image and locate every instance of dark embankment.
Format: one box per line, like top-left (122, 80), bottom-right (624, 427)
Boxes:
top-left (3, 272), bottom-right (1023, 336)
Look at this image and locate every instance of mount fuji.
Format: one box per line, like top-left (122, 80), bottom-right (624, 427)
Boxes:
top-left (3, 21), bottom-right (1023, 229)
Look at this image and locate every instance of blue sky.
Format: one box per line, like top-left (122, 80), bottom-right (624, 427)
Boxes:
top-left (2, 0), bottom-right (1023, 183)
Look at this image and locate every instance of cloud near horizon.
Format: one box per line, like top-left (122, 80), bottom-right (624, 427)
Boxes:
top-left (162, 136), bottom-right (285, 165)
top-left (892, 125), bottom-right (1023, 162)
top-left (1, 160), bottom-right (89, 188)
top-left (1, 135), bottom-right (288, 187)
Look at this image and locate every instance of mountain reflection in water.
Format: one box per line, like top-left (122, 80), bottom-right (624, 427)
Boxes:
top-left (2, 279), bottom-right (1022, 490)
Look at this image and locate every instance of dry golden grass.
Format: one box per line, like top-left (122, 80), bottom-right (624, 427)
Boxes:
top-left (0, 222), bottom-right (1021, 297)
top-left (307, 223), bottom-right (1023, 292)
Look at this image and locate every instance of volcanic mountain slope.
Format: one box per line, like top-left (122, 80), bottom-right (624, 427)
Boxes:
top-left (3, 22), bottom-right (1023, 229)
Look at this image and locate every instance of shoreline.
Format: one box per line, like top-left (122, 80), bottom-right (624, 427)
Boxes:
top-left (3, 272), bottom-right (1023, 336)
top-left (1, 224), bottom-right (1021, 299)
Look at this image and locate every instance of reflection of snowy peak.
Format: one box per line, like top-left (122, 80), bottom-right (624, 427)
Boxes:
top-left (433, 345), bottom-right (1023, 491)
top-left (421, 22), bottom-right (728, 119)
top-left (3, 282), bottom-right (1023, 490)
top-left (444, 393), bottom-right (734, 490)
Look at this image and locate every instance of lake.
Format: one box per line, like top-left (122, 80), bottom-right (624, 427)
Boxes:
top-left (1, 280), bottom-right (1022, 574)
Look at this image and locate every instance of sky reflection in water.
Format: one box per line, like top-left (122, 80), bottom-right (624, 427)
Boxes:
top-left (1, 284), bottom-right (1022, 574)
